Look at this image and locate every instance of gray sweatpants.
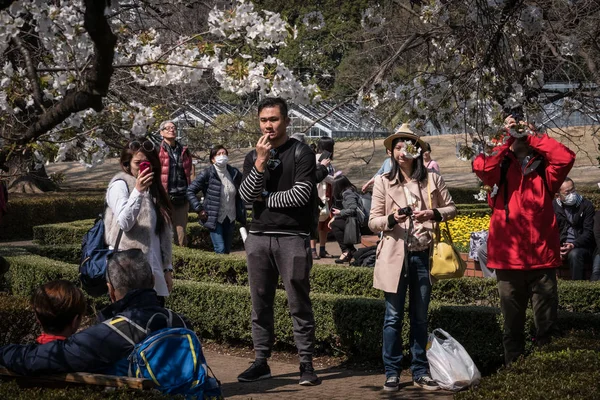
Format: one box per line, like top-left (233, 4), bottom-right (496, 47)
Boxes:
top-left (245, 233), bottom-right (315, 363)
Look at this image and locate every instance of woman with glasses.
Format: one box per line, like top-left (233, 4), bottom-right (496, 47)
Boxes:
top-left (186, 145), bottom-right (245, 254)
top-left (103, 138), bottom-right (174, 304)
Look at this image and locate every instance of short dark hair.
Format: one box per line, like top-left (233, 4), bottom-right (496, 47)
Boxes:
top-left (258, 97), bottom-right (288, 119)
top-left (32, 280), bottom-right (87, 335)
top-left (210, 145), bottom-right (228, 163)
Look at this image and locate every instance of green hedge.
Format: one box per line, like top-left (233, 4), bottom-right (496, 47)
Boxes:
top-left (0, 193), bottom-right (104, 241)
top-left (0, 381), bottom-right (175, 400)
top-left (457, 332), bottom-right (600, 400)
top-left (24, 244), bottom-right (600, 313)
top-left (4, 250), bottom-right (600, 374)
top-left (0, 294), bottom-right (38, 346)
top-left (32, 219), bottom-right (244, 251)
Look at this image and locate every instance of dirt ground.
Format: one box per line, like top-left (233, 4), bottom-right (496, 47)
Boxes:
top-left (46, 127), bottom-right (600, 190)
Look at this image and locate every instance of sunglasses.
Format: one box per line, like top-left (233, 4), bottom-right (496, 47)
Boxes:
top-left (266, 149), bottom-right (281, 170)
top-left (128, 140), bottom-right (156, 152)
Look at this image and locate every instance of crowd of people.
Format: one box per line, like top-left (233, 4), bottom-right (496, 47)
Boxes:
top-left (1, 96), bottom-right (599, 395)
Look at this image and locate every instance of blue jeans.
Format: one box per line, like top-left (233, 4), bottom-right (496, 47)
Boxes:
top-left (383, 250), bottom-right (431, 379)
top-left (209, 217), bottom-right (235, 254)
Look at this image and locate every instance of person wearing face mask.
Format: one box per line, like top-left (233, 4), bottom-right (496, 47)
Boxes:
top-left (186, 145), bottom-right (245, 254)
top-left (553, 177), bottom-right (596, 280)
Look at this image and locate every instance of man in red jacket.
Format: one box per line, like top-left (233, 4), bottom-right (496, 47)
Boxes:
top-left (472, 116), bottom-right (575, 365)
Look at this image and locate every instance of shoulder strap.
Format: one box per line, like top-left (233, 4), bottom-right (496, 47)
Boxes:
top-left (106, 178), bottom-right (129, 249)
top-left (103, 315), bottom-right (148, 346)
top-left (492, 156), bottom-right (511, 223)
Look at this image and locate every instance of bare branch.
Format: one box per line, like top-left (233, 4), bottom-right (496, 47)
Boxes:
top-left (10, 35), bottom-right (44, 113)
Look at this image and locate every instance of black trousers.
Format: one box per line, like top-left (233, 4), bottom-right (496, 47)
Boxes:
top-left (496, 268), bottom-right (559, 365)
top-left (330, 217), bottom-right (357, 254)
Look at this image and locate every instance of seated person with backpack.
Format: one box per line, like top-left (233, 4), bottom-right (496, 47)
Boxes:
top-left (0, 249), bottom-right (220, 398)
top-left (32, 280), bottom-right (87, 344)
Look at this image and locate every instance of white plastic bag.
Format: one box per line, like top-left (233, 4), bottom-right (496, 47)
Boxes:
top-left (426, 328), bottom-right (481, 391)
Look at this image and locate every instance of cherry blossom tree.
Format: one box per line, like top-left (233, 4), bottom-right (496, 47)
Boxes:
top-left (0, 0), bottom-right (318, 191)
top-left (1, 0), bottom-right (599, 192)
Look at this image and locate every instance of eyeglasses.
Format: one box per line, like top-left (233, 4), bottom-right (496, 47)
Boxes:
top-left (129, 140), bottom-right (156, 152)
top-left (267, 149), bottom-right (281, 170)
top-left (162, 126), bottom-right (176, 131)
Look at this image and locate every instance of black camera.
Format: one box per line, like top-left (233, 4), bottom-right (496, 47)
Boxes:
top-left (398, 207), bottom-right (413, 216)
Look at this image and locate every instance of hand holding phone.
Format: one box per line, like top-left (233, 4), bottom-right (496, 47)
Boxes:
top-left (318, 150), bottom-right (332, 162)
top-left (139, 161), bottom-right (151, 174)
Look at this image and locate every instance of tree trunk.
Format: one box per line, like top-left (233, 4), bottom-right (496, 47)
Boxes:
top-left (6, 151), bottom-right (58, 193)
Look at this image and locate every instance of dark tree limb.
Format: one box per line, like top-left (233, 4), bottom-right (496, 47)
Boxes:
top-left (20, 0), bottom-right (117, 143)
top-left (10, 35), bottom-right (44, 113)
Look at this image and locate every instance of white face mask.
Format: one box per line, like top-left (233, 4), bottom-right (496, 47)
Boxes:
top-left (214, 155), bottom-right (228, 167)
top-left (563, 192), bottom-right (577, 206)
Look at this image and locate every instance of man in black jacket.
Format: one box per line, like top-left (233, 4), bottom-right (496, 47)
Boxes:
top-left (553, 178), bottom-right (596, 280)
top-left (237, 97), bottom-right (319, 386)
top-left (0, 249), bottom-right (188, 375)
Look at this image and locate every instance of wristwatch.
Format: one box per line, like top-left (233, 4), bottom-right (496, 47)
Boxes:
top-left (163, 268), bottom-right (174, 274)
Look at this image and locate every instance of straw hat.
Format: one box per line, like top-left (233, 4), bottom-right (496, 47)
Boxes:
top-left (383, 123), bottom-right (427, 151)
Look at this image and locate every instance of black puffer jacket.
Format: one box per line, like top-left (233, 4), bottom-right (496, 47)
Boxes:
top-left (553, 197), bottom-right (596, 250)
top-left (186, 164), bottom-right (245, 230)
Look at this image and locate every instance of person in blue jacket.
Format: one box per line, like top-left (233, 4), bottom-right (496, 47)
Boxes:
top-left (186, 145), bottom-right (246, 254)
top-left (0, 249), bottom-right (187, 376)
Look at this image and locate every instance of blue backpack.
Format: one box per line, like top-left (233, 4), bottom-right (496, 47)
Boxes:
top-left (79, 181), bottom-right (126, 297)
top-left (105, 310), bottom-right (222, 399)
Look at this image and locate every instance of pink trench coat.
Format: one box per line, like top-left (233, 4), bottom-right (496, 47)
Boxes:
top-left (368, 171), bottom-right (457, 293)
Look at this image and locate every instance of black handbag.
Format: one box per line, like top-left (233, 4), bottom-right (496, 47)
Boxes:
top-left (343, 217), bottom-right (361, 245)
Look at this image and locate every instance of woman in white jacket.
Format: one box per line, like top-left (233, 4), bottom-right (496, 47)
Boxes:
top-left (104, 138), bottom-right (174, 304)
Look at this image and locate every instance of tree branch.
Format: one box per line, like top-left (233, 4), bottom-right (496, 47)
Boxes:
top-left (20, 0), bottom-right (117, 142)
top-left (10, 35), bottom-right (44, 113)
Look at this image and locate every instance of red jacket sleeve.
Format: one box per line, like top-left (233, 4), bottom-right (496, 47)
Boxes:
top-left (526, 134), bottom-right (575, 194)
top-left (471, 137), bottom-right (515, 187)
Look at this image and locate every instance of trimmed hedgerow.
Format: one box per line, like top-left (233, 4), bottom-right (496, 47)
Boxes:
top-left (32, 220), bottom-right (244, 251)
top-left (4, 250), bottom-right (600, 374)
top-left (456, 332), bottom-right (600, 400)
top-left (0, 381), bottom-right (177, 400)
top-left (0, 193), bottom-right (104, 241)
top-left (0, 294), bottom-right (38, 346)
top-left (24, 244), bottom-right (600, 313)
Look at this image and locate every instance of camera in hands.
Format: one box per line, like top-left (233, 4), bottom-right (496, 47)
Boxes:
top-left (397, 207), bottom-right (413, 216)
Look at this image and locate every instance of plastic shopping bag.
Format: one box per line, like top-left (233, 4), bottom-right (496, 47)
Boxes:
top-left (426, 328), bottom-right (481, 391)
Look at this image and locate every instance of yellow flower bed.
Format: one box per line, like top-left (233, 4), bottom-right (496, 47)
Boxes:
top-left (446, 214), bottom-right (491, 251)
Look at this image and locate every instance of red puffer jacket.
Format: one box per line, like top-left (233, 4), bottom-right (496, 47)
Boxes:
top-left (472, 134), bottom-right (575, 270)
top-left (158, 141), bottom-right (193, 192)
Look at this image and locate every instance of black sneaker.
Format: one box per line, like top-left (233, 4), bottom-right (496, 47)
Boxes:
top-left (383, 375), bottom-right (400, 392)
top-left (413, 375), bottom-right (440, 391)
top-left (237, 360), bottom-right (271, 382)
top-left (299, 362), bottom-right (320, 386)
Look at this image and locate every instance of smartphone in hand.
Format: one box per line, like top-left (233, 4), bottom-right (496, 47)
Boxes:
top-left (139, 161), bottom-right (151, 174)
top-left (318, 150), bottom-right (332, 162)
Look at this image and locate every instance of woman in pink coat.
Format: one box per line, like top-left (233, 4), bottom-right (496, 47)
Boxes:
top-left (368, 124), bottom-right (457, 392)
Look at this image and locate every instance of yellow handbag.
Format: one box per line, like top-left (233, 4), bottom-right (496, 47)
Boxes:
top-left (427, 177), bottom-right (466, 280)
